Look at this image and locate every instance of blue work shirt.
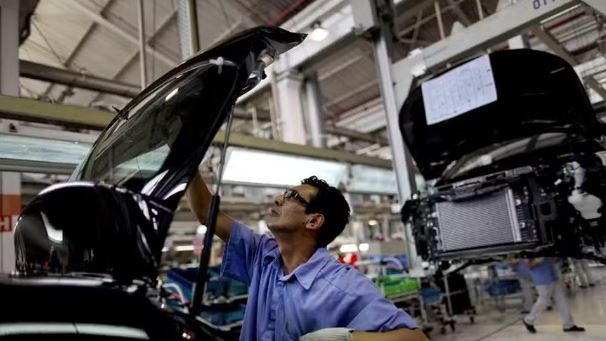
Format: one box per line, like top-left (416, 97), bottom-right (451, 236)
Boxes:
top-left (527, 258), bottom-right (558, 286)
top-left (221, 221), bottom-right (417, 341)
top-left (515, 260), bottom-right (531, 279)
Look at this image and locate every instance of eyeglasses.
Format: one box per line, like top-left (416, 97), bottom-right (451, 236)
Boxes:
top-left (281, 189), bottom-right (309, 206)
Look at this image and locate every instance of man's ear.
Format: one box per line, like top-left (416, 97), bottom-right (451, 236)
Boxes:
top-left (305, 213), bottom-right (325, 231)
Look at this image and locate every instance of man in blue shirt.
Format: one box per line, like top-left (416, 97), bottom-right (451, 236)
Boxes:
top-left (522, 257), bottom-right (585, 333)
top-left (188, 172), bottom-right (425, 341)
top-left (512, 260), bottom-right (533, 313)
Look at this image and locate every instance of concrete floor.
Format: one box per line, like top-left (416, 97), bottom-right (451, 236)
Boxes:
top-left (430, 267), bottom-right (606, 341)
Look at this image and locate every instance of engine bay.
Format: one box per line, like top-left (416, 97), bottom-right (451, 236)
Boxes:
top-left (403, 151), bottom-right (606, 262)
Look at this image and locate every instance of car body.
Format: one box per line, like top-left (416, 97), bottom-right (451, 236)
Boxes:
top-left (399, 49), bottom-right (606, 262)
top-left (1, 26), bottom-right (305, 340)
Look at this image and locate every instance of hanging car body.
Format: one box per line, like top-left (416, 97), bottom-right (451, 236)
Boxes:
top-left (399, 49), bottom-right (606, 262)
top-left (1, 27), bottom-right (305, 340)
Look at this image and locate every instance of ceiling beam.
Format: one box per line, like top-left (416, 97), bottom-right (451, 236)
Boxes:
top-left (324, 80), bottom-right (378, 107)
top-left (529, 25), bottom-right (575, 65)
top-left (41, 0), bottom-right (116, 99)
top-left (325, 125), bottom-right (389, 145)
top-left (70, 1), bottom-right (177, 67)
top-left (86, 8), bottom-right (179, 107)
top-left (397, 0), bottom-right (466, 39)
top-left (530, 24), bottom-right (606, 100)
top-left (446, 0), bottom-right (472, 26)
top-left (20, 60), bottom-right (140, 98)
top-left (0, 94), bottom-right (392, 169)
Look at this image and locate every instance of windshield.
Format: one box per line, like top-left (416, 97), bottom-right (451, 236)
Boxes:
top-left (71, 61), bottom-right (235, 192)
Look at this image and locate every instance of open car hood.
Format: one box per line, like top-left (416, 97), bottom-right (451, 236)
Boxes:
top-left (14, 27), bottom-right (305, 281)
top-left (399, 49), bottom-right (606, 181)
top-left (71, 26), bottom-right (305, 202)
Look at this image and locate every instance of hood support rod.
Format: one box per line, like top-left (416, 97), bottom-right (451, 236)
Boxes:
top-left (191, 104), bottom-right (236, 316)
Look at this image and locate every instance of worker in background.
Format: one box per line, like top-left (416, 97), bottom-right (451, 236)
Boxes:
top-left (522, 257), bottom-right (585, 333)
top-left (572, 258), bottom-right (595, 288)
top-left (512, 260), bottom-right (533, 314)
top-left (187, 172), bottom-right (427, 341)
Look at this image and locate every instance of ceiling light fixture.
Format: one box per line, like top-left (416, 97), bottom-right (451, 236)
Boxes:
top-left (309, 21), bottom-right (329, 42)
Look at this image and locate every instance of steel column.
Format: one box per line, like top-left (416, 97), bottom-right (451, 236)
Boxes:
top-left (373, 0), bottom-right (421, 272)
top-left (0, 0), bottom-right (19, 273)
top-left (273, 71), bottom-right (307, 144)
top-left (177, 0), bottom-right (200, 59)
top-left (304, 74), bottom-right (326, 148)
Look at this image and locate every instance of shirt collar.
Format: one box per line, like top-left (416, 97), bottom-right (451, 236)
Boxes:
top-left (280, 248), bottom-right (331, 290)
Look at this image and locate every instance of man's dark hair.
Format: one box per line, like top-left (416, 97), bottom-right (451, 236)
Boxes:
top-left (301, 176), bottom-right (351, 247)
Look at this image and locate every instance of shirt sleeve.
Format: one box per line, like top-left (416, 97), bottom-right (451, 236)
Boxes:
top-left (220, 221), bottom-right (276, 285)
top-left (346, 296), bottom-right (417, 331)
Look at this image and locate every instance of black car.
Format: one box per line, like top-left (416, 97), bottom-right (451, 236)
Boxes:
top-left (400, 49), bottom-right (606, 263)
top-left (1, 27), bottom-right (305, 340)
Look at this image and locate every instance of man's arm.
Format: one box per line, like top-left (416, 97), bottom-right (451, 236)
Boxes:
top-left (186, 171), bottom-right (234, 242)
top-left (351, 328), bottom-right (428, 341)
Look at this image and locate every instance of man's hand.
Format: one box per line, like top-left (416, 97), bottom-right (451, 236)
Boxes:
top-left (299, 328), bottom-right (352, 341)
top-left (299, 328), bottom-right (428, 341)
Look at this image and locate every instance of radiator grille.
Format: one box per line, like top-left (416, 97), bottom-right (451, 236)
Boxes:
top-left (436, 188), bottom-right (521, 252)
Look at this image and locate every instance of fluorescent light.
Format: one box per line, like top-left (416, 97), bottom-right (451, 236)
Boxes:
top-left (0, 133), bottom-right (91, 167)
top-left (310, 27), bottom-right (328, 41)
top-left (309, 21), bottom-right (329, 41)
top-left (339, 243), bottom-right (358, 253)
top-left (175, 245), bottom-right (194, 252)
top-left (359, 243), bottom-right (369, 252)
top-left (222, 148), bottom-right (401, 194)
top-left (368, 219), bottom-right (378, 226)
top-left (347, 165), bottom-right (398, 195)
top-left (223, 147), bottom-right (347, 187)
